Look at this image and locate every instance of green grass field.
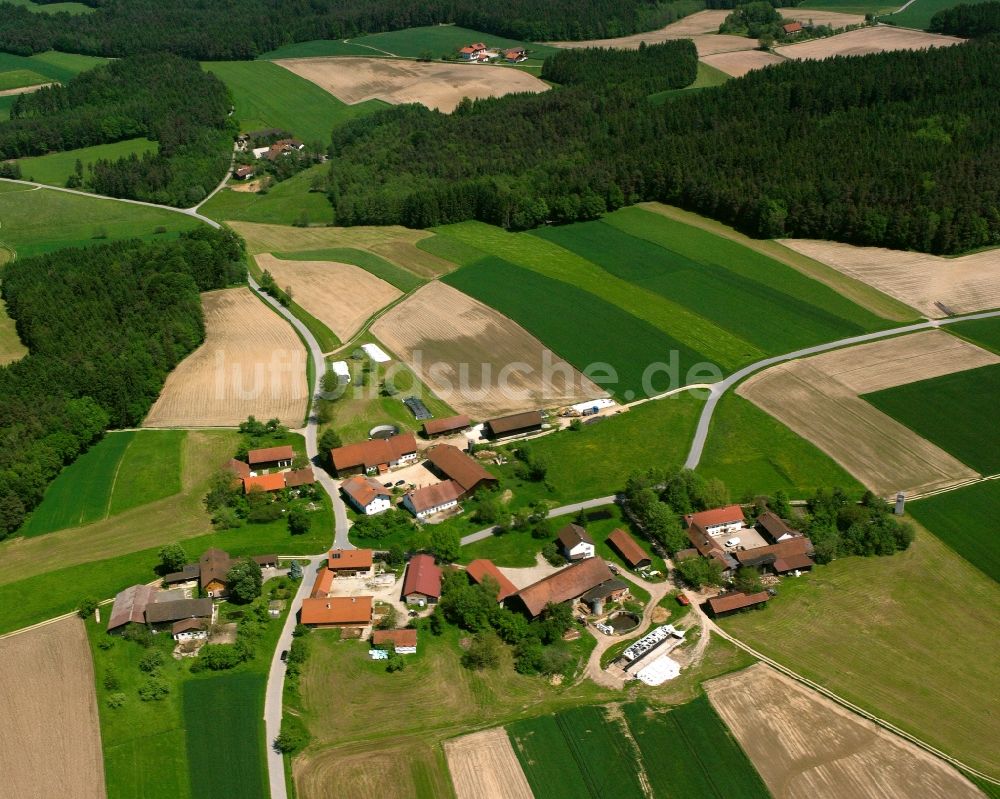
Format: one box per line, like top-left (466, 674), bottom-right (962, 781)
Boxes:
top-left (0, 296), bottom-right (27, 364)
top-left (203, 60), bottom-right (387, 143)
top-left (273, 247), bottom-right (424, 292)
top-left (17, 138), bottom-right (157, 188)
top-left (863, 364), bottom-right (1000, 475)
top-left (0, 182), bottom-right (202, 259)
top-left (719, 525), bottom-right (1000, 777)
top-left (184, 673), bottom-right (268, 799)
top-left (200, 165), bottom-right (334, 227)
top-left (624, 697), bottom-right (770, 798)
top-left (796, 0), bottom-right (897, 13)
top-left (698, 393), bottom-right (864, 499)
top-left (259, 39), bottom-right (393, 59)
top-left (908, 480), bottom-right (1000, 583)
top-left (4, 0), bottom-right (93, 13)
top-left (19, 430), bottom-right (185, 536)
top-left (0, 95), bottom-right (15, 121)
top-left (649, 61), bottom-right (729, 103)
top-left (950, 317), bottom-right (1000, 355)
top-left (0, 68), bottom-right (50, 91)
top-left (885, 0), bottom-right (993, 28)
top-left (0, 51), bottom-right (107, 86)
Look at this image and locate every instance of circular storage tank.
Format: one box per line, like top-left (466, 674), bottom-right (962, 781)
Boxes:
top-left (369, 424), bottom-right (400, 440)
top-left (607, 611), bottom-right (640, 634)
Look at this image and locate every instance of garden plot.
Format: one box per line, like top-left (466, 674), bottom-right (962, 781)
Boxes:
top-left (255, 253), bottom-right (400, 341)
top-left (779, 239), bottom-right (1000, 318)
top-left (737, 330), bottom-right (1000, 495)
top-left (372, 281), bottom-right (606, 417)
top-left (707, 664), bottom-right (986, 799)
top-left (144, 287), bottom-right (308, 428)
top-left (775, 25), bottom-right (962, 60)
top-left (275, 56), bottom-right (548, 113)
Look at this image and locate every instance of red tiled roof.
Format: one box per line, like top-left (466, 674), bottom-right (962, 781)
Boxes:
top-left (284, 467), bottom-right (315, 488)
top-left (466, 559), bottom-right (518, 601)
top-left (773, 553), bottom-right (815, 573)
top-left (708, 591), bottom-right (769, 614)
top-left (401, 553), bottom-right (442, 598)
top-left (226, 458), bottom-right (251, 478)
top-left (172, 618), bottom-right (207, 635)
top-left (607, 528), bottom-right (651, 568)
top-left (735, 536), bottom-right (813, 566)
top-left (423, 414), bottom-right (471, 436)
top-left (426, 444), bottom-right (497, 494)
top-left (107, 584), bottom-right (154, 631)
top-left (301, 596), bottom-right (372, 625)
top-left (557, 523), bottom-right (594, 549)
top-left (243, 472), bottom-right (286, 494)
top-left (311, 568), bottom-right (334, 598)
top-left (756, 510), bottom-right (800, 541)
top-left (514, 558), bottom-right (612, 617)
top-left (328, 549), bottom-right (373, 570)
top-left (248, 445), bottom-right (294, 465)
top-left (341, 475), bottom-right (390, 508)
top-left (331, 433), bottom-right (417, 471)
top-left (783, 21), bottom-right (803, 33)
top-left (685, 505), bottom-right (745, 528)
top-left (406, 480), bottom-right (463, 513)
top-left (371, 629), bottom-right (417, 648)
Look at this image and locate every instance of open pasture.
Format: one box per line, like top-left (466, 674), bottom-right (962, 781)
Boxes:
top-left (701, 49), bottom-right (786, 76)
top-left (255, 252), bottom-right (401, 341)
top-left (347, 24), bottom-right (559, 62)
top-left (143, 287), bottom-right (308, 428)
top-left (200, 164), bottom-right (335, 227)
top-left (775, 24), bottom-right (962, 60)
top-left (17, 137), bottom-right (157, 188)
top-left (863, 364), bottom-right (1000, 476)
top-left (371, 281), bottom-right (607, 417)
top-left (204, 60), bottom-right (386, 144)
top-left (0, 617), bottom-right (106, 799)
top-left (446, 728), bottom-right (533, 799)
top-left (707, 664), bottom-right (986, 799)
top-left (887, 0), bottom-right (996, 30)
top-left (719, 524), bottom-right (1000, 778)
top-left (909, 479), bottom-right (1000, 583)
top-left (779, 239), bottom-right (1000, 319)
top-left (0, 51), bottom-right (105, 87)
top-left (951, 317), bottom-right (1000, 355)
top-left (184, 673), bottom-right (267, 799)
top-left (0, 182), bottom-right (201, 259)
top-left (0, 68), bottom-right (49, 91)
top-left (737, 331), bottom-right (1000, 495)
top-left (275, 56), bottom-right (548, 113)
top-left (0, 299), bottom-right (27, 364)
top-left (5, 0), bottom-right (92, 13)
top-left (229, 220), bottom-right (454, 279)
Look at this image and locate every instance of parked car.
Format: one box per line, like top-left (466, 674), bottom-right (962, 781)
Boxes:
top-left (280, 649), bottom-right (289, 662)
top-left (724, 536), bottom-right (741, 548)
top-left (408, 610), bottom-right (419, 618)
top-left (608, 563), bottom-right (620, 575)
top-left (676, 594), bottom-right (690, 607)
top-left (395, 479), bottom-right (406, 486)
top-left (383, 482), bottom-right (393, 488)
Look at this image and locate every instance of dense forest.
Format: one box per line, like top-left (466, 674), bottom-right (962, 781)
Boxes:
top-left (322, 40), bottom-right (1000, 254)
top-left (1, 54), bottom-right (232, 206)
top-left (0, 229), bottom-right (245, 536)
top-left (0, 0), bottom-right (699, 59)
top-left (929, 1), bottom-right (1000, 35)
top-left (540, 40), bottom-right (697, 94)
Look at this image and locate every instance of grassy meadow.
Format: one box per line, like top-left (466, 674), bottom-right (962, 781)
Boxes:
top-left (201, 166), bottom-right (335, 228)
top-left (908, 480), bottom-right (1000, 583)
top-left (17, 138), bottom-right (157, 188)
top-left (863, 364), bottom-right (1000, 475)
top-left (203, 60), bottom-right (387, 144)
top-left (950, 317), bottom-right (1000, 355)
top-left (0, 50), bottom-right (107, 85)
top-left (4, 0), bottom-right (92, 13)
top-left (649, 62), bottom-right (729, 103)
top-left (0, 68), bottom-right (49, 91)
top-left (698, 393), bottom-right (864, 499)
top-left (886, 0), bottom-right (993, 28)
top-left (0, 298), bottom-right (27, 364)
top-left (0, 182), bottom-right (201, 259)
top-left (719, 525), bottom-right (1000, 778)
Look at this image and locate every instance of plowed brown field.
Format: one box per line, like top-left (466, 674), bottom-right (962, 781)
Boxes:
top-left (776, 25), bottom-right (962, 60)
top-left (276, 57), bottom-right (548, 113)
top-left (144, 287), bottom-right (307, 427)
top-left (445, 728), bottom-right (533, 799)
top-left (737, 331), bottom-right (1000, 494)
top-left (779, 239), bottom-right (1000, 318)
top-left (701, 50), bottom-right (786, 76)
top-left (707, 664), bottom-right (986, 799)
top-left (372, 281), bottom-right (607, 417)
top-left (255, 253), bottom-right (401, 341)
top-left (0, 617), bottom-right (106, 799)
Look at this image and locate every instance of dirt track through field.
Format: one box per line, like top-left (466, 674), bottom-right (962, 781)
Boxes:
top-left (144, 287), bottom-right (307, 427)
top-left (776, 25), bottom-right (962, 60)
top-left (0, 617), bottom-right (106, 799)
top-left (701, 49), bottom-right (786, 76)
top-left (445, 728), bottom-right (534, 799)
top-left (779, 240), bottom-right (1000, 318)
top-left (255, 253), bottom-right (401, 341)
top-left (276, 57), bottom-right (548, 113)
top-left (707, 664), bottom-right (986, 799)
top-left (737, 331), bottom-right (1000, 494)
top-left (371, 281), bottom-right (607, 417)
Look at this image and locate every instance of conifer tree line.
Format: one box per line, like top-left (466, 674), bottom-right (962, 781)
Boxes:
top-left (321, 40), bottom-right (999, 254)
top-left (0, 229), bottom-right (245, 537)
top-left (928, 1), bottom-right (1000, 36)
top-left (0, 54), bottom-right (233, 207)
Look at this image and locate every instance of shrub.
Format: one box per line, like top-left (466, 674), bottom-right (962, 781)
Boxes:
top-left (97, 637), bottom-right (114, 651)
top-left (123, 625), bottom-right (153, 647)
top-left (77, 598), bottom-right (98, 619)
top-left (138, 677), bottom-right (170, 701)
top-left (461, 633), bottom-right (502, 670)
top-left (138, 650), bottom-right (163, 673)
top-left (386, 652), bottom-right (406, 672)
top-left (103, 671), bottom-right (120, 691)
top-left (106, 692), bottom-right (127, 709)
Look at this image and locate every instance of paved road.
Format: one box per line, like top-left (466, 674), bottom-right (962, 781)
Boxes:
top-left (683, 309), bottom-right (1000, 470)
top-left (459, 495), bottom-right (618, 545)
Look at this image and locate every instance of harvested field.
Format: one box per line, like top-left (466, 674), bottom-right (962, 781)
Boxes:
top-left (371, 281), bottom-right (606, 417)
top-left (776, 24), bottom-right (962, 60)
top-left (706, 664), bottom-right (986, 799)
top-left (276, 56), bottom-right (548, 113)
top-left (779, 239), bottom-right (1000, 318)
top-left (144, 287), bottom-right (307, 428)
top-left (700, 49), bottom-right (786, 77)
top-left (446, 728), bottom-right (533, 799)
top-left (255, 253), bottom-right (401, 341)
top-left (546, 10), bottom-right (728, 46)
top-left (780, 8), bottom-right (866, 26)
top-left (0, 617), bottom-right (105, 799)
top-left (229, 220), bottom-right (453, 279)
top-left (737, 331), bottom-right (1000, 495)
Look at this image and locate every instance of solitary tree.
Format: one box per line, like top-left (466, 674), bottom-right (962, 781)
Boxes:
top-left (288, 560), bottom-right (303, 582)
top-left (288, 508), bottom-right (311, 536)
top-left (226, 559), bottom-right (263, 604)
top-left (158, 543), bottom-right (188, 573)
top-left (77, 597), bottom-right (99, 619)
top-left (430, 527), bottom-right (461, 564)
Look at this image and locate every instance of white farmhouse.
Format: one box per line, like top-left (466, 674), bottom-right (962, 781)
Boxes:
top-left (341, 475), bottom-right (392, 515)
top-left (684, 505), bottom-right (746, 538)
top-left (557, 523), bottom-right (595, 560)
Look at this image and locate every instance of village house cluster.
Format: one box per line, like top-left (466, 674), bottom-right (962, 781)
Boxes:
top-left (457, 42), bottom-right (528, 63)
top-left (226, 445), bottom-right (317, 495)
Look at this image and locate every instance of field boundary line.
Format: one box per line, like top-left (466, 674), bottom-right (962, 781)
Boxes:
top-left (102, 433), bottom-right (132, 520)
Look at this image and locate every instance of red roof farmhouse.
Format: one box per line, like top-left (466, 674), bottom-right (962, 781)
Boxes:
top-left (331, 433), bottom-right (417, 476)
top-left (401, 553), bottom-right (442, 604)
top-left (466, 559), bottom-right (518, 602)
top-left (300, 596), bottom-right (373, 628)
top-left (425, 444), bottom-right (497, 496)
top-left (248, 445), bottom-right (294, 470)
top-left (507, 557), bottom-right (613, 618)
